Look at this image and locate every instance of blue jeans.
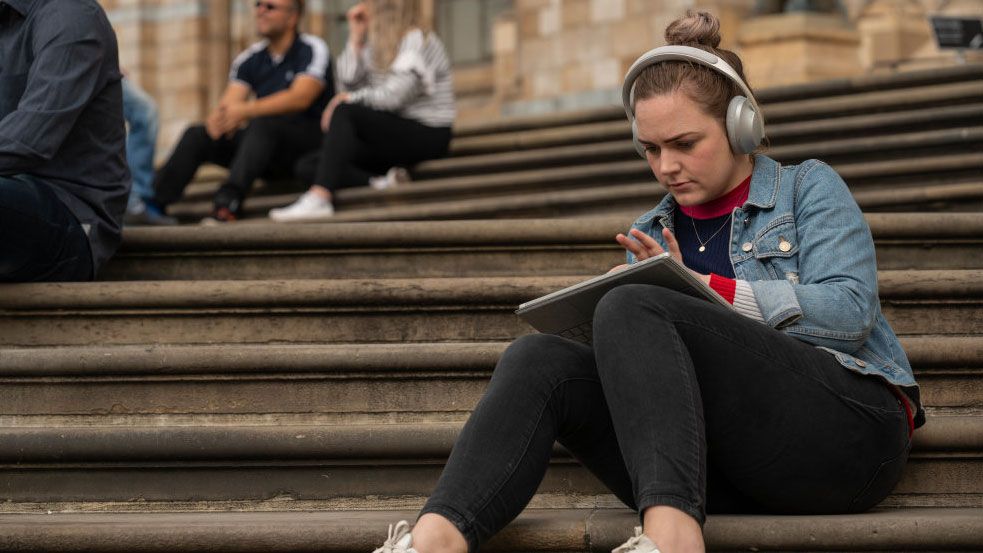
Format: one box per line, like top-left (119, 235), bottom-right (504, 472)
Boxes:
top-left (121, 78), bottom-right (159, 213)
top-left (421, 285), bottom-right (911, 552)
top-left (0, 175), bottom-right (93, 282)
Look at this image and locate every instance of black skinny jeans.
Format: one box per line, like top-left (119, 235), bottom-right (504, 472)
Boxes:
top-left (421, 285), bottom-right (911, 552)
top-left (153, 114), bottom-right (322, 213)
top-left (295, 103), bottom-right (451, 191)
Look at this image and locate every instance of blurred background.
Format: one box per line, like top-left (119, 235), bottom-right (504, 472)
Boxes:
top-left (98, 0), bottom-right (981, 157)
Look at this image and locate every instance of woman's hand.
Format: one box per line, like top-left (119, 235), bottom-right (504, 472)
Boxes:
top-left (347, 2), bottom-right (369, 48)
top-left (616, 228), bottom-right (710, 284)
top-left (321, 92), bottom-right (350, 132)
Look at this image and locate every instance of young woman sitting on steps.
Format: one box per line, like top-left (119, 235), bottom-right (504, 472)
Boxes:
top-left (269, 0), bottom-right (455, 222)
top-left (368, 11), bottom-right (922, 553)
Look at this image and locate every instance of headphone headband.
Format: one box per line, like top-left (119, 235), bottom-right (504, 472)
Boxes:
top-left (622, 44), bottom-right (765, 156)
top-left (621, 45), bottom-right (760, 118)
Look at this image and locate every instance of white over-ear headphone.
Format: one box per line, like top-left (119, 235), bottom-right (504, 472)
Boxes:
top-left (622, 45), bottom-right (765, 157)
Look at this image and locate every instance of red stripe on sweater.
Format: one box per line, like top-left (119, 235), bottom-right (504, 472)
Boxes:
top-left (709, 273), bottom-right (737, 304)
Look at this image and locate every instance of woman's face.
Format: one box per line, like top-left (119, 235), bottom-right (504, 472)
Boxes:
top-left (634, 91), bottom-right (751, 206)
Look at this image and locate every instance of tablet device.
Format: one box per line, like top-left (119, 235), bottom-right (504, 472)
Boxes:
top-left (515, 253), bottom-right (732, 343)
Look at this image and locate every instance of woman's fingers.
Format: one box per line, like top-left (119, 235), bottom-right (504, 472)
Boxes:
top-left (616, 229), bottom-right (666, 261)
top-left (662, 227), bottom-right (684, 264)
top-left (615, 233), bottom-right (646, 259)
top-left (630, 228), bottom-right (666, 256)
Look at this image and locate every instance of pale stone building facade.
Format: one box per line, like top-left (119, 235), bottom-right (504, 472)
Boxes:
top-left (97, 0), bottom-right (981, 156)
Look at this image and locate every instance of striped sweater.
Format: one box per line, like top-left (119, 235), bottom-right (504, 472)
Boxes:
top-left (337, 29), bottom-right (456, 128)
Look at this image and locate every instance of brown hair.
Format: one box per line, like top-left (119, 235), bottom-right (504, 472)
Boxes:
top-left (368, 0), bottom-right (428, 70)
top-left (632, 11), bottom-right (754, 126)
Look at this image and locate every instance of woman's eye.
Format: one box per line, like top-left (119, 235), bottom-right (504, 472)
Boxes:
top-left (676, 141), bottom-right (693, 150)
top-left (644, 145), bottom-right (660, 155)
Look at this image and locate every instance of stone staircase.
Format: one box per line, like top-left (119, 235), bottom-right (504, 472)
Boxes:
top-left (1, 65), bottom-right (982, 552)
top-left (166, 64), bottom-right (983, 222)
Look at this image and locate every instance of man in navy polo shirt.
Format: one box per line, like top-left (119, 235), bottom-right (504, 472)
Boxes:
top-left (148, 0), bottom-right (333, 224)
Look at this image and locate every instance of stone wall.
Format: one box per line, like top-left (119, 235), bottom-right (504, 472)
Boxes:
top-left (492, 0), bottom-right (757, 118)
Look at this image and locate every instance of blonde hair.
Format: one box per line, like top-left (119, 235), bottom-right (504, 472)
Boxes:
top-left (633, 11), bottom-right (755, 127)
top-left (368, 0), bottom-right (428, 70)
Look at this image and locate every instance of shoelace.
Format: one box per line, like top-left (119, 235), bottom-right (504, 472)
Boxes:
top-left (372, 520), bottom-right (412, 553)
top-left (612, 526), bottom-right (650, 553)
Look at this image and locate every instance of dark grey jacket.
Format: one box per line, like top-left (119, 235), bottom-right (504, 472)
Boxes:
top-left (0, 0), bottom-right (129, 274)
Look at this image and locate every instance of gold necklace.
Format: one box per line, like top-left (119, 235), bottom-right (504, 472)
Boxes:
top-left (690, 214), bottom-right (732, 253)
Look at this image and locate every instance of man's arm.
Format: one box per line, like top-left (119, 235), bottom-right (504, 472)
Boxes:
top-left (212, 76), bottom-right (324, 137)
top-left (232, 75), bottom-right (324, 119)
top-left (0, 4), bottom-right (111, 173)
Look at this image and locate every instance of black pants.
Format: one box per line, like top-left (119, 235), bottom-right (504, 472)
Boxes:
top-left (153, 114), bottom-right (322, 213)
top-left (421, 285), bottom-right (911, 552)
top-left (295, 103), bottom-right (451, 191)
top-left (0, 175), bottom-right (93, 282)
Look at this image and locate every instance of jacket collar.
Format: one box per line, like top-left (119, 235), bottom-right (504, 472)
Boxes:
top-left (643, 154), bottom-right (781, 225)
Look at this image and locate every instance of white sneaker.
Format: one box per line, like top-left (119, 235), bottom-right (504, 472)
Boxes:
top-left (612, 527), bottom-right (661, 553)
top-left (369, 166), bottom-right (411, 191)
top-left (268, 191), bottom-right (335, 222)
top-left (371, 520), bottom-right (418, 553)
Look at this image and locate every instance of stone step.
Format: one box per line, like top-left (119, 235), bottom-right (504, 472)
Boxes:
top-left (0, 337), bottom-right (978, 417)
top-left (169, 153), bottom-right (983, 222)
top-left (762, 80), bottom-right (983, 124)
top-left (0, 271), bottom-right (979, 346)
top-left (451, 64), bottom-right (983, 138)
top-left (420, 123), bottom-right (983, 179)
top-left (2, 507), bottom-right (981, 552)
top-left (447, 102), bottom-right (983, 157)
top-left (1, 413), bottom-right (979, 505)
top-left (173, 177), bottom-right (983, 228)
top-left (103, 213), bottom-right (983, 281)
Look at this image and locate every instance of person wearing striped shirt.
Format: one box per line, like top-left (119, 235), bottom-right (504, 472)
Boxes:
top-left (147, 0), bottom-right (333, 224)
top-left (269, 0), bottom-right (455, 222)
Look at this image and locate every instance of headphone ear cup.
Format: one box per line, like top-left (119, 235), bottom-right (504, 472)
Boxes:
top-left (631, 118), bottom-right (646, 158)
top-left (726, 96), bottom-right (764, 155)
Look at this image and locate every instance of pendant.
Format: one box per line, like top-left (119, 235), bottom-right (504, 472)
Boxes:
top-left (698, 246), bottom-right (706, 252)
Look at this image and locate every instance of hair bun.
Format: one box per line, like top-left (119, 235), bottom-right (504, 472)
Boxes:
top-left (664, 11), bottom-right (721, 49)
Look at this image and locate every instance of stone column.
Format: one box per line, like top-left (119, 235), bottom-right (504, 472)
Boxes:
top-left (854, 0), bottom-right (931, 72)
top-left (737, 10), bottom-right (862, 88)
top-left (206, 0), bottom-right (233, 112)
top-left (492, 12), bottom-right (521, 104)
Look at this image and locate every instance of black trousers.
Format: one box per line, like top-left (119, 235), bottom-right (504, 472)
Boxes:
top-left (295, 103), bottom-right (451, 191)
top-left (0, 175), bottom-right (93, 282)
top-left (153, 114), bottom-right (322, 213)
top-left (421, 285), bottom-right (911, 552)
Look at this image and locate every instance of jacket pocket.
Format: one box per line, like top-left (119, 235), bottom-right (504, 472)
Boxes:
top-left (753, 218), bottom-right (799, 280)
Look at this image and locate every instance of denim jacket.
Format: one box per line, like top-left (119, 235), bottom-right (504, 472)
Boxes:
top-left (627, 154), bottom-right (923, 426)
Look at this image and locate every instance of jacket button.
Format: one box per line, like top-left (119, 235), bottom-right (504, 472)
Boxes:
top-left (779, 239), bottom-right (792, 252)
top-left (856, 360), bottom-right (867, 368)
top-left (742, 242), bottom-right (753, 252)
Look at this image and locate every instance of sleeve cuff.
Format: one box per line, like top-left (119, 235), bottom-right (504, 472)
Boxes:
top-left (708, 273), bottom-right (737, 304)
top-left (733, 279), bottom-right (766, 323)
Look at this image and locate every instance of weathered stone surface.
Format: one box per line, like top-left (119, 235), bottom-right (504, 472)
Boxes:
top-left (2, 508), bottom-right (982, 552)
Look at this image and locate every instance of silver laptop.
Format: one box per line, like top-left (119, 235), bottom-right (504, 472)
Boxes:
top-left (515, 253), bottom-right (732, 344)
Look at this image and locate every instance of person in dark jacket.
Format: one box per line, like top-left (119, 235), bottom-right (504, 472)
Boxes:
top-left (0, 0), bottom-right (130, 282)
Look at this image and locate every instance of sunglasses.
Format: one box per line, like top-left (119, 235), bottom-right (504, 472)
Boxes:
top-left (254, 1), bottom-right (293, 12)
